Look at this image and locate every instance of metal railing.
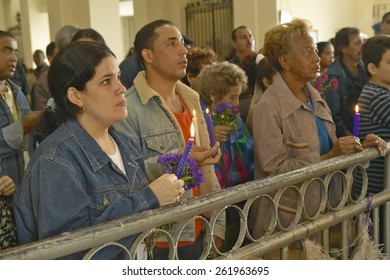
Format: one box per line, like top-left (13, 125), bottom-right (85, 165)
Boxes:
top-left (0, 143), bottom-right (389, 260)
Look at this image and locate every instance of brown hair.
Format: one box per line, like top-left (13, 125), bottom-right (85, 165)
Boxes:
top-left (263, 18), bottom-right (312, 72)
top-left (133, 19), bottom-right (174, 67)
top-left (197, 61), bottom-right (247, 106)
top-left (182, 47), bottom-right (217, 86)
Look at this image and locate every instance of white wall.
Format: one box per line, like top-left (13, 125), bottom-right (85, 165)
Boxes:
top-left (285, 0), bottom-right (376, 42)
top-left (20, 0), bottom-right (50, 68)
top-left (232, 0), bottom-right (380, 50)
top-left (132, 0), bottom-right (190, 35)
top-left (88, 0), bottom-right (123, 61)
top-left (2, 0), bottom-right (20, 28)
top-left (0, 1), bottom-right (5, 30)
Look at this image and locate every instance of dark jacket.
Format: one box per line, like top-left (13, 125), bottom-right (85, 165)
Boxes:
top-left (325, 59), bottom-right (368, 137)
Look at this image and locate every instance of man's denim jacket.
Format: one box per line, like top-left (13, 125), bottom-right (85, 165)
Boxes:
top-left (114, 72), bottom-right (226, 241)
top-left (14, 119), bottom-right (159, 259)
top-left (325, 59), bottom-right (368, 137)
top-left (0, 79), bottom-right (30, 186)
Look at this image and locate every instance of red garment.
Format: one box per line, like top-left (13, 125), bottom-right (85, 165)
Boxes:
top-left (155, 100), bottom-right (202, 248)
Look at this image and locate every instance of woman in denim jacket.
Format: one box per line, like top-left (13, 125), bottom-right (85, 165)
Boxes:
top-left (13, 42), bottom-right (184, 259)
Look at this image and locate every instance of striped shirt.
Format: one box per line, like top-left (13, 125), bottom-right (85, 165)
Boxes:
top-left (354, 82), bottom-right (390, 195)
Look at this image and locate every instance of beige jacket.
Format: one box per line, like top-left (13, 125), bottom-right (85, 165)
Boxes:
top-left (250, 73), bottom-right (338, 238)
top-left (253, 73), bottom-right (337, 179)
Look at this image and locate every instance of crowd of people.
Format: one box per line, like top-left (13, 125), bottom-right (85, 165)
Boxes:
top-left (0, 14), bottom-right (389, 259)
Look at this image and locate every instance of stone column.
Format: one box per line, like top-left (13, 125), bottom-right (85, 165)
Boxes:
top-left (19, 0), bottom-right (50, 68)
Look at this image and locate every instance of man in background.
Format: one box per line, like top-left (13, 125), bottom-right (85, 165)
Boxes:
top-left (32, 49), bottom-right (49, 80)
top-left (325, 27), bottom-right (368, 137)
top-left (225, 26), bottom-right (256, 123)
top-left (0, 30), bottom-right (41, 187)
top-left (225, 26), bottom-right (255, 65)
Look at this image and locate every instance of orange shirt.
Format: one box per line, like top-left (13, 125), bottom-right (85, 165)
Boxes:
top-left (155, 100), bottom-right (202, 248)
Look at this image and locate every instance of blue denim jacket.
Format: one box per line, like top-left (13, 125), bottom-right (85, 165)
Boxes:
top-left (0, 79), bottom-right (30, 186)
top-left (14, 119), bottom-right (159, 259)
top-left (325, 59), bottom-right (368, 137)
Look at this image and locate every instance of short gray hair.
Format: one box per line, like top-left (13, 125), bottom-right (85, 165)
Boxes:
top-left (55, 25), bottom-right (81, 49)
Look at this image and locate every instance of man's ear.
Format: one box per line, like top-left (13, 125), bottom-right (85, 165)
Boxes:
top-left (67, 87), bottom-right (82, 107)
top-left (141, 49), bottom-right (153, 64)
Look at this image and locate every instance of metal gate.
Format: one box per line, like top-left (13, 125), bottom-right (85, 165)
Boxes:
top-left (185, 0), bottom-right (233, 61)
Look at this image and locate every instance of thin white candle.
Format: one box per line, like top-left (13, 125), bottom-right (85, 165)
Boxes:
top-left (192, 109), bottom-right (201, 146)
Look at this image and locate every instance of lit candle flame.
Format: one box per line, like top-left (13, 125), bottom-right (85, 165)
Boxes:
top-left (355, 105), bottom-right (359, 113)
top-left (206, 108), bottom-right (209, 114)
top-left (193, 109), bottom-right (196, 117)
top-left (190, 122), bottom-right (194, 138)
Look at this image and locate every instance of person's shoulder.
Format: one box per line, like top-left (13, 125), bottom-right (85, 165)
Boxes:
top-left (326, 60), bottom-right (343, 75)
top-left (28, 127), bottom-right (69, 168)
top-left (362, 82), bottom-right (390, 98)
top-left (35, 70), bottom-right (49, 86)
top-left (124, 85), bottom-right (141, 103)
top-left (41, 64), bottom-right (49, 72)
top-left (120, 55), bottom-right (143, 69)
top-left (362, 82), bottom-right (383, 92)
top-left (258, 84), bottom-right (276, 103)
top-left (254, 91), bottom-right (274, 115)
top-left (6, 79), bottom-right (21, 92)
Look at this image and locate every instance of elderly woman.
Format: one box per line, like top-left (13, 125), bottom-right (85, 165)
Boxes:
top-left (250, 19), bottom-right (386, 258)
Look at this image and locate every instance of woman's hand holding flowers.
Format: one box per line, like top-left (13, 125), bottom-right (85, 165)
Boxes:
top-left (212, 103), bottom-right (241, 132)
top-left (214, 125), bottom-right (232, 143)
top-left (149, 174), bottom-right (185, 206)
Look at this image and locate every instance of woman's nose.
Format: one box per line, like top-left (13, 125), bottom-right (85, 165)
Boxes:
top-left (117, 80), bottom-right (126, 94)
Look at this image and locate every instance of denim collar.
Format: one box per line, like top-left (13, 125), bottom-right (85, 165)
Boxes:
top-left (64, 119), bottom-right (141, 172)
top-left (5, 79), bottom-right (21, 95)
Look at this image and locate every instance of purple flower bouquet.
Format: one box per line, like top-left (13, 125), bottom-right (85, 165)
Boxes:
top-left (144, 153), bottom-right (204, 258)
top-left (212, 102), bottom-right (241, 132)
top-left (157, 153), bottom-right (203, 190)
